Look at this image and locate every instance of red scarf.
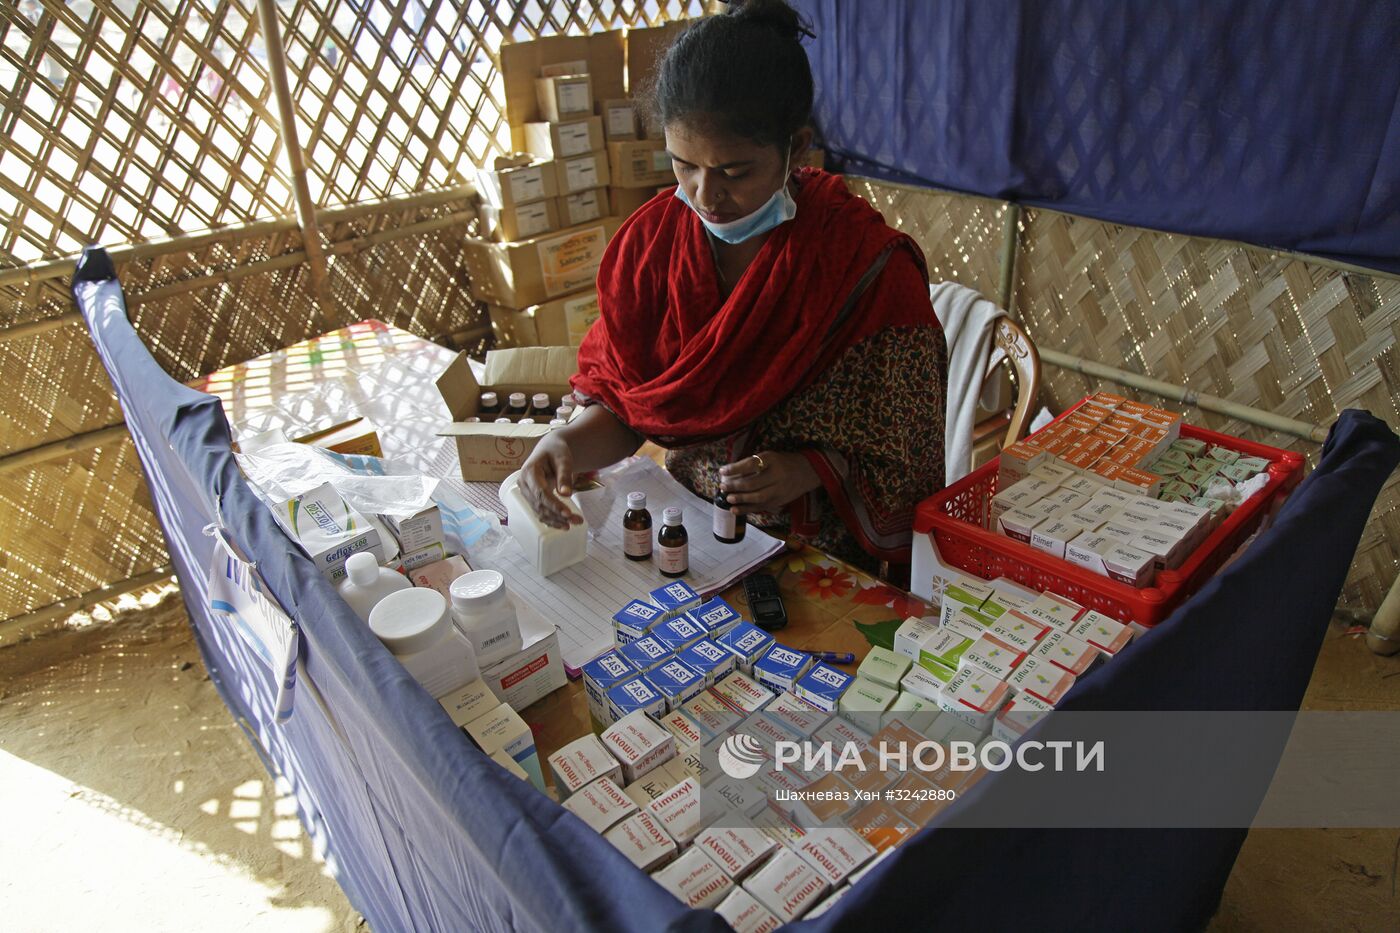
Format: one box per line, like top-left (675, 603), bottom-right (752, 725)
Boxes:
top-left (574, 168), bottom-right (932, 445)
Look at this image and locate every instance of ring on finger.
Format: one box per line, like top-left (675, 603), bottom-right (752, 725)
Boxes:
top-left (751, 454), bottom-right (767, 473)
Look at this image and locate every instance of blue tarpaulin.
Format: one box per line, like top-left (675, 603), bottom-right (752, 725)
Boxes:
top-left (77, 246), bottom-right (1398, 930)
top-left (796, 0), bottom-right (1400, 272)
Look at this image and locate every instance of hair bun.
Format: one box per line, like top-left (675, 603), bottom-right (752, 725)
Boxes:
top-left (726, 0), bottom-right (812, 42)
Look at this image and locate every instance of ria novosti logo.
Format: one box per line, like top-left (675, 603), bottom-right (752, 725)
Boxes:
top-left (717, 733), bottom-right (766, 779)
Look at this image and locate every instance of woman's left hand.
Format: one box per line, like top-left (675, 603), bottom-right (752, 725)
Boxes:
top-left (719, 450), bottom-right (821, 515)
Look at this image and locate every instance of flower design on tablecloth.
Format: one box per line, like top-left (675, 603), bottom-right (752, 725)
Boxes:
top-left (781, 543), bottom-right (839, 576)
top-left (798, 566), bottom-right (855, 600)
top-left (852, 583), bottom-right (931, 619)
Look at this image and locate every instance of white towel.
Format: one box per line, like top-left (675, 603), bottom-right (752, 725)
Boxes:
top-left (931, 280), bottom-right (1007, 486)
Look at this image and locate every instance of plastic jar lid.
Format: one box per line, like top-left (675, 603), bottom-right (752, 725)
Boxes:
top-left (627, 491), bottom-right (646, 509)
top-left (532, 393), bottom-right (550, 408)
top-left (508, 392), bottom-right (527, 407)
top-left (450, 569), bottom-right (508, 610)
top-left (664, 507), bottom-right (683, 525)
top-left (346, 551), bottom-right (380, 586)
top-left (368, 588), bottom-right (449, 655)
top-left (481, 391), bottom-right (498, 406)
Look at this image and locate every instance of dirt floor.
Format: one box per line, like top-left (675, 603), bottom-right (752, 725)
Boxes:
top-left (2, 588), bottom-right (1398, 932)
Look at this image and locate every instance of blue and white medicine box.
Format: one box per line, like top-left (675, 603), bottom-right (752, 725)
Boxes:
top-left (654, 615), bottom-right (706, 653)
top-left (716, 621), bottom-right (775, 674)
top-left (793, 662), bottom-right (855, 713)
top-left (619, 635), bottom-right (671, 674)
top-left (648, 657), bottom-right (707, 712)
top-left (606, 675), bottom-right (666, 722)
top-left (688, 597), bottom-right (741, 637)
top-left (679, 638), bottom-right (736, 686)
top-left (613, 599), bottom-right (663, 644)
top-left (649, 580), bottom-right (702, 620)
top-left (752, 643), bottom-right (814, 694)
top-left (582, 649), bottom-right (635, 724)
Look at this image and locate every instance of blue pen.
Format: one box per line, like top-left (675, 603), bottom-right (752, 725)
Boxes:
top-left (810, 651), bottom-right (855, 665)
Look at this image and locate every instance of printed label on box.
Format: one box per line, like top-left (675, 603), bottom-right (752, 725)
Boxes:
top-left (537, 223), bottom-right (608, 296)
top-left (507, 168), bottom-right (546, 203)
top-left (563, 291), bottom-right (600, 345)
top-left (558, 121), bottom-right (593, 156)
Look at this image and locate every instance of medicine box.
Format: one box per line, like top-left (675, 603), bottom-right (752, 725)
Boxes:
top-left (697, 820), bottom-right (779, 881)
top-left (1021, 592), bottom-right (1084, 632)
top-left (988, 612), bottom-right (1051, 652)
top-left (606, 675), bottom-right (666, 722)
top-left (535, 72), bottom-right (593, 122)
top-left (688, 596), bottom-right (742, 637)
top-left (752, 644), bottom-right (813, 694)
top-left (602, 709), bottom-right (677, 783)
top-left (654, 615), bottom-right (707, 653)
top-left (711, 671), bottom-right (776, 716)
top-left (857, 646), bottom-right (911, 690)
top-left (622, 758), bottom-right (690, 809)
top-left (793, 662), bottom-right (854, 712)
top-left (1033, 631), bottom-right (1100, 677)
top-left (939, 668), bottom-right (1011, 732)
top-left (893, 615), bottom-right (939, 664)
top-left (717, 622), bottom-right (775, 674)
top-left (1070, 610), bottom-right (1132, 657)
top-left (477, 606), bottom-right (566, 711)
top-left (650, 579), bottom-right (702, 620)
top-left (993, 692), bottom-right (1055, 744)
top-left (649, 656), bottom-right (707, 712)
top-left (554, 150), bottom-right (611, 195)
top-left (938, 575), bottom-right (996, 628)
top-left (275, 482), bottom-right (385, 582)
top-left (523, 115), bottom-right (604, 159)
top-left (793, 826), bottom-right (877, 886)
top-left (437, 678), bottom-right (502, 733)
top-left (619, 634), bottom-right (671, 673)
top-left (900, 664), bottom-right (950, 703)
top-left (465, 704), bottom-right (545, 791)
top-left (657, 709), bottom-right (712, 749)
top-left (562, 775), bottom-right (636, 833)
top-left (600, 98), bottom-right (639, 141)
top-left (608, 139), bottom-right (672, 188)
top-left (679, 638), bottom-right (736, 686)
top-left (653, 845), bottom-right (734, 910)
top-left (490, 750), bottom-right (530, 782)
top-left (479, 197), bottom-right (561, 243)
top-left (475, 156), bottom-right (560, 210)
top-left (604, 810), bottom-right (677, 872)
top-left (461, 217), bottom-right (620, 311)
top-left (582, 649), bottom-right (635, 725)
top-left (648, 776), bottom-right (718, 845)
top-left (945, 606), bottom-right (997, 642)
top-left (1101, 543), bottom-right (1156, 587)
top-left (559, 188), bottom-right (605, 228)
top-left (548, 733), bottom-right (622, 796)
top-left (960, 634), bottom-right (1026, 680)
top-left (1007, 655), bottom-right (1075, 705)
top-left (766, 693), bottom-right (829, 737)
top-left (743, 846), bottom-right (829, 922)
top-left (715, 888), bottom-right (782, 933)
top-left (838, 677), bottom-right (896, 731)
top-left (683, 691), bottom-right (744, 736)
top-left (613, 598), bottom-right (663, 643)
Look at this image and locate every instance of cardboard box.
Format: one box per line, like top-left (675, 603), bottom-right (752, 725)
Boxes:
top-left (523, 115), bottom-right (604, 159)
top-left (562, 775), bottom-right (636, 833)
top-left (462, 216), bottom-right (621, 309)
top-left (477, 604), bottom-right (566, 711)
top-left (647, 776), bottom-right (716, 845)
top-left (435, 346), bottom-right (576, 481)
top-left (535, 73), bottom-right (593, 123)
top-left (480, 197), bottom-right (561, 243)
top-left (603, 709), bottom-right (677, 782)
top-left (610, 184), bottom-right (662, 218)
top-left (743, 846), bottom-right (829, 922)
top-left (792, 661), bottom-right (854, 712)
top-left (604, 810), bottom-right (677, 872)
top-left (490, 289), bottom-right (602, 349)
top-left (559, 187), bottom-right (606, 227)
top-left (549, 733), bottom-right (623, 796)
top-left (555, 151), bottom-right (612, 195)
top-left (465, 704), bottom-right (545, 790)
top-left (273, 482), bottom-right (385, 582)
top-left (601, 97), bottom-right (640, 140)
top-left (715, 888), bottom-right (782, 933)
top-left (653, 846), bottom-right (733, 910)
top-left (609, 139), bottom-right (673, 187)
top-left (476, 157), bottom-right (559, 210)
top-left (292, 416), bottom-right (383, 457)
top-left (626, 21), bottom-right (689, 108)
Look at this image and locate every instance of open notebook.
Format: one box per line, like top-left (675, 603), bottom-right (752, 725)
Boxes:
top-left (468, 457), bottom-right (785, 669)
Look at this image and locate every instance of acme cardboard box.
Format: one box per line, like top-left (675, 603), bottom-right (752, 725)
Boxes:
top-left (463, 216), bottom-right (621, 309)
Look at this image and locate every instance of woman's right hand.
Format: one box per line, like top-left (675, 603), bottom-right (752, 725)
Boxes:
top-left (517, 433), bottom-right (584, 530)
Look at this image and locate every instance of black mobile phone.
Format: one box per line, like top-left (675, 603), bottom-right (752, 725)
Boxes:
top-left (743, 572), bottom-right (788, 632)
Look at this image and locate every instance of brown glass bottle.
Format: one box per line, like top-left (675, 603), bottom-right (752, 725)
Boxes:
top-left (530, 392), bottom-right (552, 418)
top-left (713, 490), bottom-right (747, 543)
top-left (505, 392), bottom-right (528, 419)
top-left (657, 507), bottom-right (689, 577)
top-left (622, 491), bottom-right (652, 561)
top-left (478, 391), bottom-right (501, 416)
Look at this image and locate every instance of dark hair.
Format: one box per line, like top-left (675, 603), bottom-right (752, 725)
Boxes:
top-left (645, 0), bottom-right (814, 150)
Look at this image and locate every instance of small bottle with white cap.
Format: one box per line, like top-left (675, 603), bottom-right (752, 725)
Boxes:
top-left (368, 588), bottom-right (479, 698)
top-left (657, 507), bottom-right (689, 578)
top-left (622, 491), bottom-right (652, 561)
top-left (529, 392), bottom-right (553, 418)
top-left (337, 551), bottom-right (411, 622)
top-left (449, 569), bottom-right (524, 667)
top-left (505, 392), bottom-right (529, 419)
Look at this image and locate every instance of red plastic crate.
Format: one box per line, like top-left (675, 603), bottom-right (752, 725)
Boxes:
top-left (915, 410), bottom-right (1306, 629)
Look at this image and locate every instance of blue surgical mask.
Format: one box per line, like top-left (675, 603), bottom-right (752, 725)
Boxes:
top-left (674, 149), bottom-right (796, 245)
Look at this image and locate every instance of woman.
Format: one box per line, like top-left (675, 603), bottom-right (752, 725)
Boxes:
top-left (518, 0), bottom-right (946, 574)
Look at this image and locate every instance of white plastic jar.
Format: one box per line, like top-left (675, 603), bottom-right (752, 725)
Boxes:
top-left (368, 588), bottom-right (479, 698)
top-left (449, 570), bottom-right (523, 668)
top-left (337, 551), bottom-right (410, 622)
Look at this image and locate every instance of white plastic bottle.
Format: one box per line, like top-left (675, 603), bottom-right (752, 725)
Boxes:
top-left (449, 570), bottom-right (523, 668)
top-left (337, 552), bottom-right (411, 622)
top-left (368, 588), bottom-right (479, 698)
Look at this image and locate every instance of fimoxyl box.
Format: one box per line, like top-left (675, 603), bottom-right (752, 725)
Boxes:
top-left (793, 662), bottom-right (854, 712)
top-left (742, 846), bottom-right (829, 922)
top-left (752, 644), bottom-right (813, 694)
top-left (715, 888), bottom-right (782, 933)
top-left (613, 598), bottom-right (662, 643)
top-left (652, 845), bottom-right (733, 910)
top-left (562, 775), bottom-right (636, 833)
top-left (548, 733), bottom-right (622, 796)
top-left (647, 776), bottom-right (719, 845)
top-left (606, 674), bottom-right (666, 722)
top-left (654, 615), bottom-right (706, 653)
top-left (717, 622), bottom-right (775, 674)
top-left (688, 596), bottom-right (742, 637)
top-left (602, 709), bottom-right (677, 783)
top-left (650, 656), bottom-right (707, 712)
top-left (793, 826), bottom-right (877, 886)
top-left (650, 579), bottom-right (702, 620)
top-left (604, 810), bottom-right (677, 872)
top-left (680, 638), bottom-right (736, 686)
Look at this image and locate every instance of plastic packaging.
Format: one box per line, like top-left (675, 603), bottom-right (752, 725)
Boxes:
top-left (499, 470), bottom-right (588, 576)
top-left (368, 588), bottom-right (479, 697)
top-left (449, 569), bottom-right (524, 667)
top-left (338, 551), bottom-right (410, 621)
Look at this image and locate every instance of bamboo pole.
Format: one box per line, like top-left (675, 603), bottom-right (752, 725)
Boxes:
top-left (0, 424), bottom-right (129, 476)
top-left (1038, 348), bottom-right (1331, 444)
top-left (998, 203), bottom-right (1021, 311)
top-left (255, 0), bottom-right (334, 329)
top-left (0, 566), bottom-right (174, 647)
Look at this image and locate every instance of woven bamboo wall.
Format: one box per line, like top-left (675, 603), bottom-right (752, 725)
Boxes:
top-left (847, 177), bottom-right (1400, 612)
top-left (1, 0), bottom-right (704, 626)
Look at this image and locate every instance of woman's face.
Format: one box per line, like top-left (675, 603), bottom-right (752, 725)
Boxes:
top-left (664, 122), bottom-right (791, 226)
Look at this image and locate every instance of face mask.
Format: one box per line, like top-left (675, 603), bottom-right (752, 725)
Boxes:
top-left (674, 147), bottom-right (796, 245)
